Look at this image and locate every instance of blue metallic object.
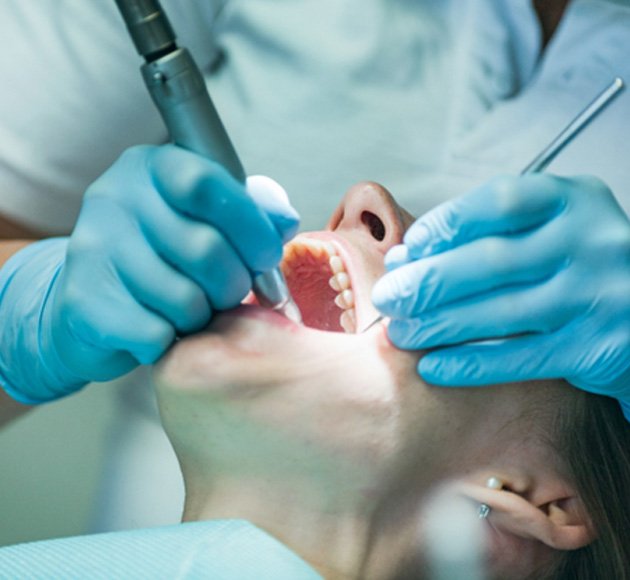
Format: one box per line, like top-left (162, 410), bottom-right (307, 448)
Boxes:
top-left (114, 0), bottom-right (302, 323)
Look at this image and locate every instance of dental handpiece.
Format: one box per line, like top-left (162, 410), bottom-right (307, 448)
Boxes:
top-left (361, 76), bottom-right (625, 333)
top-left (114, 0), bottom-right (302, 323)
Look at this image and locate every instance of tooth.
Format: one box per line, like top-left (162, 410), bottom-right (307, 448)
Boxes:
top-left (341, 289), bottom-right (354, 308)
top-left (334, 289), bottom-right (354, 310)
top-left (330, 255), bottom-right (344, 274)
top-left (329, 272), bottom-right (350, 292)
top-left (340, 309), bottom-right (357, 333)
top-left (325, 242), bottom-right (337, 257)
top-left (336, 272), bottom-right (350, 290)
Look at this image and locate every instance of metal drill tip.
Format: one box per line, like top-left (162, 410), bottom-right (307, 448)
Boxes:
top-left (276, 297), bottom-right (303, 324)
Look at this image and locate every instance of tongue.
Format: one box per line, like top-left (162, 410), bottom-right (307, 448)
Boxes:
top-left (282, 253), bottom-right (343, 332)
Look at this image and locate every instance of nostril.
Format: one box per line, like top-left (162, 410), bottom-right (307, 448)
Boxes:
top-left (361, 211), bottom-right (386, 241)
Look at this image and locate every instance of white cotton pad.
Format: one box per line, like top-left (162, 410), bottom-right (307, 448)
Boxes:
top-left (246, 174), bottom-right (292, 207)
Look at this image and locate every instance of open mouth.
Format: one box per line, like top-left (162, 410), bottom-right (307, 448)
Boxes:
top-left (281, 234), bottom-right (360, 334)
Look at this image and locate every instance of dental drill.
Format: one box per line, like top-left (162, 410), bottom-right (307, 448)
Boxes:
top-left (113, 0), bottom-right (302, 324)
top-left (361, 76), bottom-right (626, 333)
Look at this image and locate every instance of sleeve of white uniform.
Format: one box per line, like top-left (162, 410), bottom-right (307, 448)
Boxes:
top-left (0, 520), bottom-right (322, 580)
top-left (0, 0), bottom-right (225, 235)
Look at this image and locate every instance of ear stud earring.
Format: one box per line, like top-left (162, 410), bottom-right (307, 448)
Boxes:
top-left (478, 476), bottom-right (503, 519)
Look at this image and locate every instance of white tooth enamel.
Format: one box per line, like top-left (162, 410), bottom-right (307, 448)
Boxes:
top-left (330, 255), bottom-right (344, 274)
top-left (335, 272), bottom-right (350, 290)
top-left (329, 272), bottom-right (350, 292)
top-left (340, 309), bottom-right (357, 333)
top-left (299, 238), bottom-right (336, 256)
top-left (341, 289), bottom-right (354, 308)
top-left (334, 289), bottom-right (355, 310)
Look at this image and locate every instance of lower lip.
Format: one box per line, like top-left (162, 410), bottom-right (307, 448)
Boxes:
top-left (221, 304), bottom-right (302, 330)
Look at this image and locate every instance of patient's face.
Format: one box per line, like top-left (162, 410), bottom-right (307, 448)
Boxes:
top-left (156, 182), bottom-right (559, 510)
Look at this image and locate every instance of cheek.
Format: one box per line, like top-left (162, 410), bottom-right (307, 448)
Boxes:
top-left (373, 337), bottom-right (477, 468)
top-left (375, 326), bottom-right (424, 389)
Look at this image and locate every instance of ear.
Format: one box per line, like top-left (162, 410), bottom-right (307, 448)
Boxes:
top-left (463, 472), bottom-right (596, 552)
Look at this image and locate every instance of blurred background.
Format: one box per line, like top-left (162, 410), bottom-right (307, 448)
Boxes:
top-left (0, 385), bottom-right (116, 546)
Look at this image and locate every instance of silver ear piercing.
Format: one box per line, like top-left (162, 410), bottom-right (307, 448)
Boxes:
top-left (478, 476), bottom-right (503, 519)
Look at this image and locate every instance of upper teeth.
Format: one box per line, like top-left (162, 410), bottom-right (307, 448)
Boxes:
top-left (329, 272), bottom-right (350, 292)
top-left (329, 255), bottom-right (345, 274)
top-left (284, 237), bottom-right (357, 333)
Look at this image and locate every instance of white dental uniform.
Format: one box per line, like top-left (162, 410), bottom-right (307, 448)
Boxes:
top-left (0, 0), bottom-right (628, 533)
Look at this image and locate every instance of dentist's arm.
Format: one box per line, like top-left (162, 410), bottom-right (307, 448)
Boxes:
top-left (373, 174), bottom-right (630, 420)
top-left (0, 144), bottom-right (298, 410)
top-left (0, 210), bottom-right (47, 426)
top-left (0, 239), bottom-right (32, 426)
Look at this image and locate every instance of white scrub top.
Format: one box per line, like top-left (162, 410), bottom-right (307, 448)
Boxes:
top-left (0, 0), bottom-right (628, 532)
top-left (1, 0), bottom-right (629, 235)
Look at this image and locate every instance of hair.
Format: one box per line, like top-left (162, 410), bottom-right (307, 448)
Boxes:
top-left (546, 390), bottom-right (630, 579)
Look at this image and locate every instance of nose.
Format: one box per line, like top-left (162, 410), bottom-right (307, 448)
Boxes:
top-left (326, 181), bottom-right (411, 252)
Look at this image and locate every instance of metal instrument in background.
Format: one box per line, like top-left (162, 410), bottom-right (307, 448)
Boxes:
top-left (114, 0), bottom-right (302, 324)
top-left (361, 76), bottom-right (625, 334)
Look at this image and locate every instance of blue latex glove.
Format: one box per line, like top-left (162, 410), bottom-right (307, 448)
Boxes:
top-left (0, 145), bottom-right (299, 404)
top-left (372, 174), bottom-right (630, 420)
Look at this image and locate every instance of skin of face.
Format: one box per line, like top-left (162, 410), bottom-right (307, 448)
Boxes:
top-left (154, 182), bottom-right (581, 579)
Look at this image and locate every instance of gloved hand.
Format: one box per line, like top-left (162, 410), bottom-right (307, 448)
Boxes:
top-left (0, 144), bottom-right (299, 404)
top-left (372, 174), bottom-right (630, 420)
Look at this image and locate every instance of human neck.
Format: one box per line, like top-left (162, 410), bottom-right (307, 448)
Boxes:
top-left (183, 474), bottom-right (383, 579)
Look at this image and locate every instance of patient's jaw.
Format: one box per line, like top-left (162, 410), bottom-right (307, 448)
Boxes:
top-left (155, 183), bottom-right (591, 579)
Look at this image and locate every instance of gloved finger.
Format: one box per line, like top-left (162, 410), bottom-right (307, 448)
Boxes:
top-left (55, 284), bottom-right (176, 375)
top-left (416, 333), bottom-right (566, 387)
top-left (153, 225), bottom-right (252, 310)
top-left (387, 275), bottom-right (573, 349)
top-left (149, 146), bottom-right (283, 272)
top-left (383, 244), bottom-right (410, 271)
top-left (404, 174), bottom-right (567, 260)
top-left (92, 303), bottom-right (175, 366)
top-left (52, 320), bottom-right (139, 382)
top-left (139, 199), bottom-right (253, 310)
top-left (116, 236), bottom-right (212, 334)
top-left (372, 231), bottom-right (563, 318)
top-left (246, 175), bottom-right (300, 244)
top-left (188, 230), bottom-right (252, 310)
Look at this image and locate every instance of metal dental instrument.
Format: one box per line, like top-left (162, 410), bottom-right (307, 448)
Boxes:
top-left (360, 316), bottom-right (385, 334)
top-left (521, 76), bottom-right (625, 174)
top-left (361, 76), bottom-right (625, 334)
top-left (114, 0), bottom-right (302, 324)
